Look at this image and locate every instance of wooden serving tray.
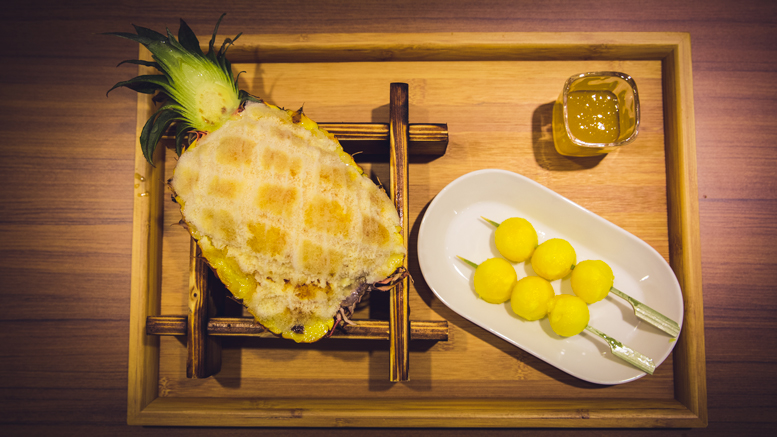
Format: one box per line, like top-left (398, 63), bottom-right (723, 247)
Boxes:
top-left (128, 32), bottom-right (706, 428)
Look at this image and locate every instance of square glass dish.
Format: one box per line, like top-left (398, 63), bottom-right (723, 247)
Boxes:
top-left (553, 71), bottom-right (640, 156)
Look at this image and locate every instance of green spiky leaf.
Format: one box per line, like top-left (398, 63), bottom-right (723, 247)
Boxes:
top-left (103, 31), bottom-right (157, 46)
top-left (224, 57), bottom-right (234, 82)
top-left (174, 122), bottom-right (193, 156)
top-left (107, 75), bottom-right (168, 95)
top-left (165, 27), bottom-right (187, 53)
top-left (177, 19), bottom-right (204, 57)
top-left (132, 24), bottom-right (166, 42)
top-left (218, 33), bottom-right (241, 60)
top-left (108, 14), bottom-right (256, 164)
top-left (116, 59), bottom-right (161, 69)
top-left (234, 70), bottom-right (245, 87)
top-left (138, 114), bottom-right (160, 165)
top-left (239, 90), bottom-right (263, 105)
top-left (207, 14), bottom-right (226, 59)
top-left (140, 108), bottom-right (180, 165)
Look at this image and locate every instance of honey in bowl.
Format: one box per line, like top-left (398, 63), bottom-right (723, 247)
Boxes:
top-left (566, 90), bottom-right (619, 143)
top-left (552, 72), bottom-right (640, 157)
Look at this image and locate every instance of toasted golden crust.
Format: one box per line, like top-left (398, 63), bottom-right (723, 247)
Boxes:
top-left (171, 101), bottom-right (405, 342)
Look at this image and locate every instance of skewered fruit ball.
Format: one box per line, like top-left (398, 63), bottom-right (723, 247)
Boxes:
top-left (472, 258), bottom-right (517, 304)
top-left (547, 294), bottom-right (590, 337)
top-left (531, 238), bottom-right (577, 281)
top-left (510, 276), bottom-right (556, 321)
top-left (494, 217), bottom-right (538, 262)
top-left (571, 260), bottom-right (614, 304)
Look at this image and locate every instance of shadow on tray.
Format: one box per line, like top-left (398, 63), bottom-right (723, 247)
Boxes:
top-left (532, 102), bottom-right (606, 171)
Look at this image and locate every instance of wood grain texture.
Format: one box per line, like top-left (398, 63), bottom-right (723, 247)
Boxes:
top-left (127, 58), bottom-right (165, 422)
top-left (389, 83), bottom-right (411, 382)
top-left (319, 123), bottom-right (448, 159)
top-left (133, 397), bottom-right (700, 428)
top-left (163, 123), bottom-right (449, 158)
top-left (228, 32), bottom-right (687, 63)
top-left (131, 35), bottom-right (696, 427)
top-left (186, 240), bottom-right (222, 378)
top-left (146, 316), bottom-right (449, 341)
top-left (661, 35), bottom-right (708, 425)
top-left (2, 0), bottom-right (776, 435)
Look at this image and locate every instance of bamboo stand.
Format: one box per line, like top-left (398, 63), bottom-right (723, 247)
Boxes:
top-left (145, 83), bottom-right (449, 381)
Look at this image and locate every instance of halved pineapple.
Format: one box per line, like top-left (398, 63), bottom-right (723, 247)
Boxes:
top-left (173, 102), bottom-right (405, 342)
top-left (109, 16), bottom-right (406, 342)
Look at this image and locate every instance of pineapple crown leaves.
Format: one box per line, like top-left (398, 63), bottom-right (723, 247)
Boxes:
top-left (106, 14), bottom-right (261, 164)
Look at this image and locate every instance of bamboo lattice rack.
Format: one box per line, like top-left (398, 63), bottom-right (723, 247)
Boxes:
top-left (144, 83), bottom-right (450, 381)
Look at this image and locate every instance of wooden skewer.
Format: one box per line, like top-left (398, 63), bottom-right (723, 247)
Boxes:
top-left (389, 83), bottom-right (411, 382)
top-left (147, 316), bottom-right (449, 341)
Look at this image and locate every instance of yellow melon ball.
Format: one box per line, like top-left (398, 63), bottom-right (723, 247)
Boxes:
top-left (531, 238), bottom-right (576, 281)
top-left (571, 260), bottom-right (614, 304)
top-left (494, 217), bottom-right (538, 263)
top-left (510, 276), bottom-right (556, 321)
top-left (473, 258), bottom-right (517, 304)
top-left (547, 294), bottom-right (589, 337)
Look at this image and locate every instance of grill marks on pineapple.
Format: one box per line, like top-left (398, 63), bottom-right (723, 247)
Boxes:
top-left (290, 281), bottom-right (334, 300)
top-left (255, 184), bottom-right (298, 219)
top-left (217, 135), bottom-right (256, 167)
top-left (362, 214), bottom-right (391, 246)
top-left (318, 164), bottom-right (347, 191)
top-left (173, 167), bottom-right (199, 197)
top-left (369, 188), bottom-right (391, 215)
top-left (201, 208), bottom-right (237, 244)
top-left (304, 196), bottom-right (351, 238)
top-left (261, 147), bottom-right (302, 178)
top-left (207, 176), bottom-right (242, 199)
top-left (301, 240), bottom-right (344, 278)
top-left (247, 221), bottom-right (287, 258)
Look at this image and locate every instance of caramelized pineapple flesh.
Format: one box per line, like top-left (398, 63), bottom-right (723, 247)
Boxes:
top-left (172, 102), bottom-right (405, 342)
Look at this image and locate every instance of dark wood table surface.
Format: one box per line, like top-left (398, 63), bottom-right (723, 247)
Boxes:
top-left (2, 0), bottom-right (775, 435)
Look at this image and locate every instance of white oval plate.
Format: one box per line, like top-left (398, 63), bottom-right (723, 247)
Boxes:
top-left (417, 169), bottom-right (684, 385)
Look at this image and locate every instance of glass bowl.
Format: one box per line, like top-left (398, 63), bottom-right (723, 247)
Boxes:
top-left (552, 71), bottom-right (640, 157)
